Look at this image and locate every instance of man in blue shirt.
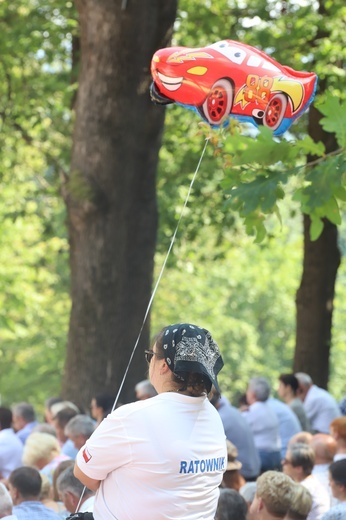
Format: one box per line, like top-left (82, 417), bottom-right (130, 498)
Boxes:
top-left (210, 389), bottom-right (260, 480)
top-left (8, 467), bottom-right (61, 520)
top-left (11, 404), bottom-right (38, 445)
top-left (267, 397), bottom-right (301, 459)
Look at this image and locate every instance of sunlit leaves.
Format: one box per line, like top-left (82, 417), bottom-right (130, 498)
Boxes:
top-left (217, 93), bottom-right (346, 242)
top-left (0, 0), bottom-right (72, 407)
top-left (319, 97), bottom-right (346, 149)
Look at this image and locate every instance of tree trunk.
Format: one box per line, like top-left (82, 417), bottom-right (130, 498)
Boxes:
top-left (62, 0), bottom-right (178, 409)
top-left (294, 215), bottom-right (340, 387)
top-left (294, 104), bottom-right (341, 388)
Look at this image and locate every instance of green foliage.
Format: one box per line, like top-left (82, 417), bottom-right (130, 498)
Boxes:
top-left (152, 210), bottom-right (303, 400)
top-left (1, 0), bottom-right (346, 408)
top-left (217, 95), bottom-right (346, 242)
top-left (154, 0), bottom-right (346, 400)
top-left (319, 97), bottom-right (346, 149)
top-left (0, 0), bottom-right (73, 409)
top-left (0, 141), bottom-right (70, 408)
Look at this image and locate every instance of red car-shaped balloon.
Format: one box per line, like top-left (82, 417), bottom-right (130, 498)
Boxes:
top-left (150, 40), bottom-right (318, 136)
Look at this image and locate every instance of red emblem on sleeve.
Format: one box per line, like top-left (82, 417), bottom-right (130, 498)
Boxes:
top-left (82, 447), bottom-right (92, 463)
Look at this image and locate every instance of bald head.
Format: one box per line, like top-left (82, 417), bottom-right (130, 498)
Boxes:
top-left (288, 432), bottom-right (313, 447)
top-left (309, 434), bottom-right (336, 464)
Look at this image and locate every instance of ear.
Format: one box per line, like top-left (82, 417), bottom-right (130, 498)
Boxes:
top-left (9, 486), bottom-right (20, 505)
top-left (160, 361), bottom-right (170, 375)
top-left (257, 497), bottom-right (265, 512)
top-left (66, 491), bottom-right (79, 512)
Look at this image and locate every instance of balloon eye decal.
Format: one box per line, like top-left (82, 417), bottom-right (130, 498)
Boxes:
top-left (252, 109), bottom-right (265, 118)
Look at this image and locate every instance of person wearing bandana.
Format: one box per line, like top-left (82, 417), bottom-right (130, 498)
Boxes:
top-left (74, 323), bottom-right (226, 520)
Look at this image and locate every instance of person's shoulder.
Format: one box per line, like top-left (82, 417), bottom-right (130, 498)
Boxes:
top-left (108, 395), bottom-right (161, 418)
top-left (322, 503), bottom-right (346, 520)
top-left (39, 503), bottom-right (62, 519)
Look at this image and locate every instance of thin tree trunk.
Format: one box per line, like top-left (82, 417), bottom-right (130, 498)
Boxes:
top-left (62, 0), bottom-right (178, 408)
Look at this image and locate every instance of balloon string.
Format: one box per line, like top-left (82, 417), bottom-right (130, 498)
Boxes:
top-left (74, 137), bottom-right (209, 514)
top-left (111, 136), bottom-right (210, 412)
top-left (75, 490), bottom-right (86, 513)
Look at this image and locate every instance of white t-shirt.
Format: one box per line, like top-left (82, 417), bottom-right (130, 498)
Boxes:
top-left (302, 475), bottom-right (331, 520)
top-left (79, 496), bottom-right (95, 512)
top-left (76, 392), bottom-right (226, 520)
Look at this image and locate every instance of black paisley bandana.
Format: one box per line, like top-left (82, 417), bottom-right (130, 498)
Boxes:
top-left (161, 323), bottom-right (224, 392)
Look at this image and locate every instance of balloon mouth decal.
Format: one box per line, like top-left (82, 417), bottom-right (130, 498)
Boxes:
top-left (157, 72), bottom-right (183, 92)
top-left (150, 40), bottom-right (318, 136)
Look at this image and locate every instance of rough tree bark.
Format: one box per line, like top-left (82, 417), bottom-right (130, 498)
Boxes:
top-left (61, 0), bottom-right (178, 408)
top-left (294, 105), bottom-right (341, 388)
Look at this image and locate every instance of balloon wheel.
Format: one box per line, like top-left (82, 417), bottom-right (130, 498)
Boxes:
top-left (264, 94), bottom-right (287, 131)
top-left (202, 79), bottom-right (233, 124)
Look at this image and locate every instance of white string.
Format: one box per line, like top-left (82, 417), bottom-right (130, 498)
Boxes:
top-left (74, 136), bottom-right (210, 514)
top-left (111, 136), bottom-right (210, 412)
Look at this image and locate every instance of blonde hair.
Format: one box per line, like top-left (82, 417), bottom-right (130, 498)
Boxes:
top-left (22, 432), bottom-right (60, 468)
top-left (256, 471), bottom-right (294, 517)
top-left (286, 484), bottom-right (312, 520)
top-left (39, 474), bottom-right (52, 500)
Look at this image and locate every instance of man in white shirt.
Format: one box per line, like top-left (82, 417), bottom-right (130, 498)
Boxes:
top-left (0, 408), bottom-right (23, 479)
top-left (282, 442), bottom-right (330, 520)
top-left (309, 433), bottom-right (336, 503)
top-left (56, 465), bottom-right (94, 514)
top-left (295, 373), bottom-right (340, 433)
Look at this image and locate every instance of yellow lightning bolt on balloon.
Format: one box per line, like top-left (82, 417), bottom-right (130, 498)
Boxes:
top-left (167, 51), bottom-right (214, 63)
top-left (271, 77), bottom-right (303, 112)
top-left (235, 86), bottom-right (248, 109)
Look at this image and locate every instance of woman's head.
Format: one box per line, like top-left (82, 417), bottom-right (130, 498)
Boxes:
top-left (151, 323), bottom-right (223, 396)
top-left (22, 432), bottom-right (61, 469)
top-left (278, 374), bottom-right (299, 399)
top-left (329, 459), bottom-right (346, 501)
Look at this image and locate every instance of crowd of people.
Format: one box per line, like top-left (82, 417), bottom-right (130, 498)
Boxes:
top-left (0, 323), bottom-right (345, 520)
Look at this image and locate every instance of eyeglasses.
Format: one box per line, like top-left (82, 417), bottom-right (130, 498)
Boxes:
top-left (144, 350), bottom-right (156, 364)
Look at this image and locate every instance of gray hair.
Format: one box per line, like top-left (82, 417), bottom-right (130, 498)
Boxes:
top-left (135, 379), bottom-right (157, 398)
top-left (248, 377), bottom-right (271, 402)
top-left (56, 466), bottom-right (93, 498)
top-left (0, 483), bottom-right (13, 517)
top-left (65, 415), bottom-right (95, 439)
top-left (288, 443), bottom-right (315, 476)
top-left (12, 402), bottom-right (36, 422)
top-left (295, 373), bottom-right (313, 387)
top-left (50, 401), bottom-right (79, 417)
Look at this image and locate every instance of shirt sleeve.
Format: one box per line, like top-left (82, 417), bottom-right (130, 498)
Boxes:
top-left (76, 412), bottom-right (132, 481)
